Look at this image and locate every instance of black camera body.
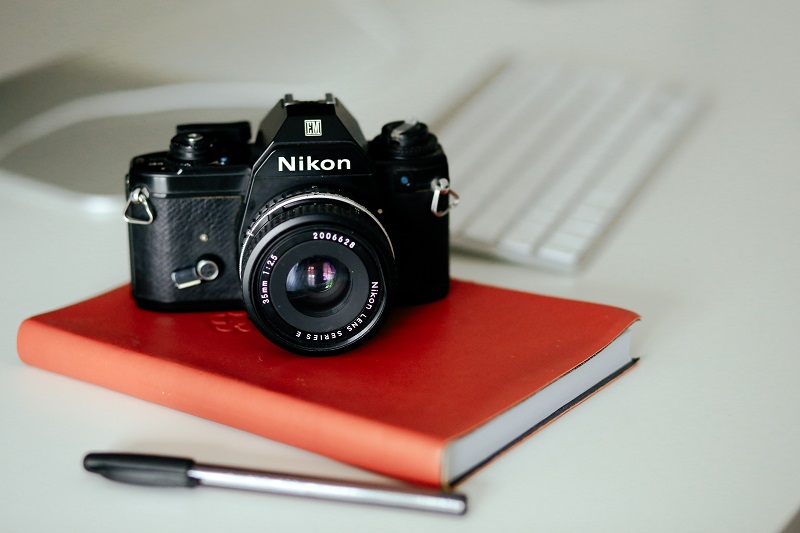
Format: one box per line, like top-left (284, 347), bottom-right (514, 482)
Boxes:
top-left (125, 94), bottom-right (455, 355)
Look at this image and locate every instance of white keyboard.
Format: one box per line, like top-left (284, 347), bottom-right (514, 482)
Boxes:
top-left (439, 60), bottom-right (700, 271)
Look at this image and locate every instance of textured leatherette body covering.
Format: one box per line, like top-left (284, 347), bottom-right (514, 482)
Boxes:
top-left (129, 195), bottom-right (244, 309)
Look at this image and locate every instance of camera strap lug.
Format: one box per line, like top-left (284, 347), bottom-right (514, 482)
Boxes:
top-left (430, 178), bottom-right (460, 218)
top-left (124, 187), bottom-right (154, 225)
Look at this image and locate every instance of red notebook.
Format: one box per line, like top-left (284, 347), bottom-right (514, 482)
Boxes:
top-left (17, 280), bottom-right (639, 488)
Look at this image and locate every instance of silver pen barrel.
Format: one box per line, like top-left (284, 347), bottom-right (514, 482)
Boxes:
top-left (188, 464), bottom-right (467, 515)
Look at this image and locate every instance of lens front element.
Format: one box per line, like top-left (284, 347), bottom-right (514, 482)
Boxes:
top-left (286, 256), bottom-right (351, 316)
top-left (267, 239), bottom-right (371, 335)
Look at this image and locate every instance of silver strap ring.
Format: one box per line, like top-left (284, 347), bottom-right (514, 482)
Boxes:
top-left (430, 178), bottom-right (460, 218)
top-left (124, 187), bottom-right (154, 225)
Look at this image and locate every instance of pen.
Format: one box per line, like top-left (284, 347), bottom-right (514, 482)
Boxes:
top-left (83, 453), bottom-right (467, 515)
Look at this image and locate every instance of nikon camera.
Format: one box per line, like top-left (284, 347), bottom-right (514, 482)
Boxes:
top-left (124, 94), bottom-right (457, 355)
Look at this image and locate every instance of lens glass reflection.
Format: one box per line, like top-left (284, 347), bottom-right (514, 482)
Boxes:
top-left (285, 256), bottom-right (350, 316)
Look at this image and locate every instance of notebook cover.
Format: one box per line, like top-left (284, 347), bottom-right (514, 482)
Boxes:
top-left (17, 280), bottom-right (639, 487)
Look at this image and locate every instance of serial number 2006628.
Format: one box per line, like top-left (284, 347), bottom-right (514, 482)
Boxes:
top-left (313, 231), bottom-right (356, 248)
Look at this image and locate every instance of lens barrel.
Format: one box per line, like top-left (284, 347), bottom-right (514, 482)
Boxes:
top-left (240, 194), bottom-right (396, 355)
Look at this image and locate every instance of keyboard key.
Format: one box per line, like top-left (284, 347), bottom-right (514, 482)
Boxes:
top-left (537, 241), bottom-right (583, 267)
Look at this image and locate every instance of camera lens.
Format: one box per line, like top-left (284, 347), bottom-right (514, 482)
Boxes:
top-left (239, 193), bottom-right (396, 355)
top-left (285, 256), bottom-right (350, 316)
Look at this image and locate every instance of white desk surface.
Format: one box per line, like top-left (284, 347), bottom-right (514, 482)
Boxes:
top-left (1, 0), bottom-right (798, 531)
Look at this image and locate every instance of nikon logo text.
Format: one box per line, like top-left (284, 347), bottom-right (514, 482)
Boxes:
top-left (278, 156), bottom-right (352, 172)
